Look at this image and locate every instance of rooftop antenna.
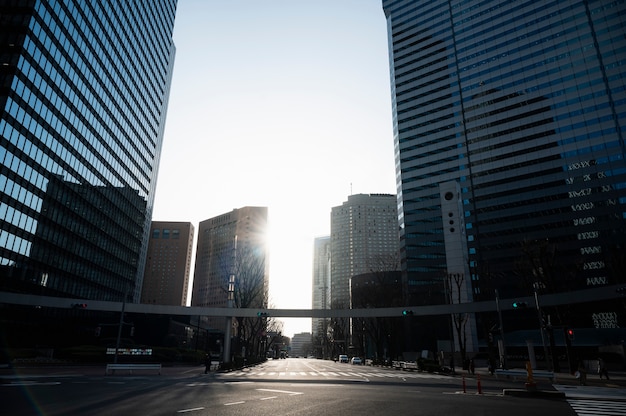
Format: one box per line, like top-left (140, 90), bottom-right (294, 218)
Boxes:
top-left (350, 182), bottom-right (352, 195)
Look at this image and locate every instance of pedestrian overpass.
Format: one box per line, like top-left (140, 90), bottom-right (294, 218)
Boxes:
top-left (0, 284), bottom-right (621, 318)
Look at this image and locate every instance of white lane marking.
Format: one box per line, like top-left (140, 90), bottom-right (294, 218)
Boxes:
top-left (260, 396), bottom-right (277, 401)
top-left (257, 388), bottom-right (303, 396)
top-left (177, 407), bottom-right (205, 413)
top-left (224, 401), bottom-right (245, 406)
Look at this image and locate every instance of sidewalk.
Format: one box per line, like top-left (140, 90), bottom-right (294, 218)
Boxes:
top-left (471, 366), bottom-right (626, 388)
top-left (0, 363), bottom-right (205, 380)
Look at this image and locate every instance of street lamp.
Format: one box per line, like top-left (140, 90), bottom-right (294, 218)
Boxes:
top-left (223, 235), bottom-right (237, 364)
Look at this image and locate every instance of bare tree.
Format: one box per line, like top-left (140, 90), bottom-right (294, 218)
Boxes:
top-left (445, 272), bottom-right (470, 369)
top-left (216, 240), bottom-right (269, 359)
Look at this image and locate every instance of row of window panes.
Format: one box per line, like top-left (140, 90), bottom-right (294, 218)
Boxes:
top-left (18, 46), bottom-right (149, 191)
top-left (20, 38), bottom-right (150, 184)
top-left (39, 0), bottom-right (162, 139)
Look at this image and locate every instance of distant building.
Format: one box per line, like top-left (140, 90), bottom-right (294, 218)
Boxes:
top-left (192, 207), bottom-right (269, 330)
top-left (330, 194), bottom-right (399, 309)
top-left (141, 221), bottom-right (194, 306)
top-left (290, 332), bottom-right (312, 357)
top-left (330, 194), bottom-right (399, 351)
top-left (311, 236), bottom-right (330, 339)
top-left (351, 271), bottom-right (403, 361)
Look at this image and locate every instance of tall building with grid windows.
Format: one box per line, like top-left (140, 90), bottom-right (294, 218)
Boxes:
top-left (384, 0), bottom-right (626, 351)
top-left (330, 194), bottom-right (399, 309)
top-left (141, 221), bottom-right (194, 307)
top-left (311, 236), bottom-right (330, 339)
top-left (192, 207), bottom-right (269, 330)
top-left (0, 1), bottom-right (177, 302)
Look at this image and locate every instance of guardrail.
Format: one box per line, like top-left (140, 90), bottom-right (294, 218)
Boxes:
top-left (392, 361), bottom-right (418, 371)
top-left (105, 363), bottom-right (162, 375)
top-left (495, 368), bottom-right (555, 382)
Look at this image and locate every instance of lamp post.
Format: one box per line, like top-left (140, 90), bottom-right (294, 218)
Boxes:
top-left (223, 235), bottom-right (237, 364)
top-left (114, 284), bottom-right (129, 364)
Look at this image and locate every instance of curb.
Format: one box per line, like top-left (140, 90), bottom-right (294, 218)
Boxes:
top-left (503, 388), bottom-right (566, 399)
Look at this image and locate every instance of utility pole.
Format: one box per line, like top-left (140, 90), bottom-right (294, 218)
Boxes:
top-left (495, 289), bottom-right (507, 369)
top-left (114, 285), bottom-right (129, 364)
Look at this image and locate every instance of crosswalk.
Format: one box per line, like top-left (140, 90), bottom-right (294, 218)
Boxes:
top-left (217, 370), bottom-right (450, 381)
top-left (553, 385), bottom-right (626, 416)
top-left (567, 399), bottom-right (626, 416)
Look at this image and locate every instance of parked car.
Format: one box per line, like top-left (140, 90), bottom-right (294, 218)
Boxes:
top-left (338, 354), bottom-right (349, 363)
top-left (350, 357), bottom-right (362, 365)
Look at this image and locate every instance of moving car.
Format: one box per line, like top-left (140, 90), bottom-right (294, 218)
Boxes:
top-left (350, 357), bottom-right (362, 365)
top-left (339, 354), bottom-right (349, 363)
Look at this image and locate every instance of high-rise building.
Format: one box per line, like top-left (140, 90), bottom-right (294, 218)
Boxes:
top-left (384, 0), bottom-right (626, 349)
top-left (141, 221), bottom-right (194, 306)
top-left (330, 194), bottom-right (399, 353)
top-left (311, 236), bottom-right (330, 339)
top-left (289, 332), bottom-right (312, 357)
top-left (330, 194), bottom-right (399, 310)
top-left (192, 207), bottom-right (269, 330)
top-left (0, 0), bottom-right (177, 302)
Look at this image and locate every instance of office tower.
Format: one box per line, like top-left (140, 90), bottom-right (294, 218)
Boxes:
top-left (192, 207), bottom-right (269, 330)
top-left (141, 221), bottom-right (194, 306)
top-left (330, 194), bottom-right (399, 309)
top-left (330, 194), bottom-right (399, 353)
top-left (384, 0), bottom-right (626, 349)
top-left (0, 1), bottom-right (177, 302)
top-left (311, 236), bottom-right (330, 339)
top-left (290, 332), bottom-right (312, 357)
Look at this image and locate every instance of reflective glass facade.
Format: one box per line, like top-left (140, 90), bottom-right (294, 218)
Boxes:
top-left (384, 0), bottom-right (625, 335)
top-left (0, 0), bottom-right (176, 302)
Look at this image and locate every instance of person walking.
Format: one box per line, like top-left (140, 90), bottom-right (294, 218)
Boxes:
top-left (597, 357), bottom-right (609, 380)
top-left (577, 360), bottom-right (587, 385)
top-left (204, 354), bottom-right (211, 374)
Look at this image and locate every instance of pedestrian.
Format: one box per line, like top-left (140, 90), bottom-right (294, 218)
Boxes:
top-left (469, 358), bottom-right (475, 375)
top-left (597, 357), bottom-right (609, 380)
top-left (204, 354), bottom-right (211, 374)
top-left (577, 360), bottom-right (587, 385)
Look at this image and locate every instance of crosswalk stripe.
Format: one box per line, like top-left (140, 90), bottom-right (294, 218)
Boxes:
top-left (218, 369), bottom-right (456, 381)
top-left (568, 399), bottom-right (626, 416)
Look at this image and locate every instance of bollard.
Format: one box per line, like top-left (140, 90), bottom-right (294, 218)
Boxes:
top-left (476, 374), bottom-right (483, 394)
top-left (462, 375), bottom-right (466, 393)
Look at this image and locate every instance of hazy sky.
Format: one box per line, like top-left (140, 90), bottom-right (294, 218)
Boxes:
top-left (152, 0), bottom-right (396, 337)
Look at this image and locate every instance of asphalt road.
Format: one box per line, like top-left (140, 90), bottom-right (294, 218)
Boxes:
top-left (1, 358), bottom-right (623, 416)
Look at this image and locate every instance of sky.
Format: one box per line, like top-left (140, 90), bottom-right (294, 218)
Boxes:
top-left (152, 0), bottom-right (396, 338)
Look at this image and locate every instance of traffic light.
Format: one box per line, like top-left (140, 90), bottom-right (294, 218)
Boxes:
top-left (617, 287), bottom-right (626, 295)
top-left (402, 310), bottom-right (414, 316)
top-left (566, 328), bottom-right (574, 340)
top-left (257, 312), bottom-right (268, 317)
top-left (72, 303), bottom-right (88, 309)
top-left (512, 301), bottom-right (528, 309)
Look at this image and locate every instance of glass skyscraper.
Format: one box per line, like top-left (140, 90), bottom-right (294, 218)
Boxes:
top-left (384, 0), bottom-right (625, 348)
top-left (0, 0), bottom-right (177, 302)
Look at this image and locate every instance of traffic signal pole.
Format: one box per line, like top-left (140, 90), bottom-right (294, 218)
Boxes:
top-left (495, 290), bottom-right (507, 369)
top-left (533, 284), bottom-right (552, 372)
